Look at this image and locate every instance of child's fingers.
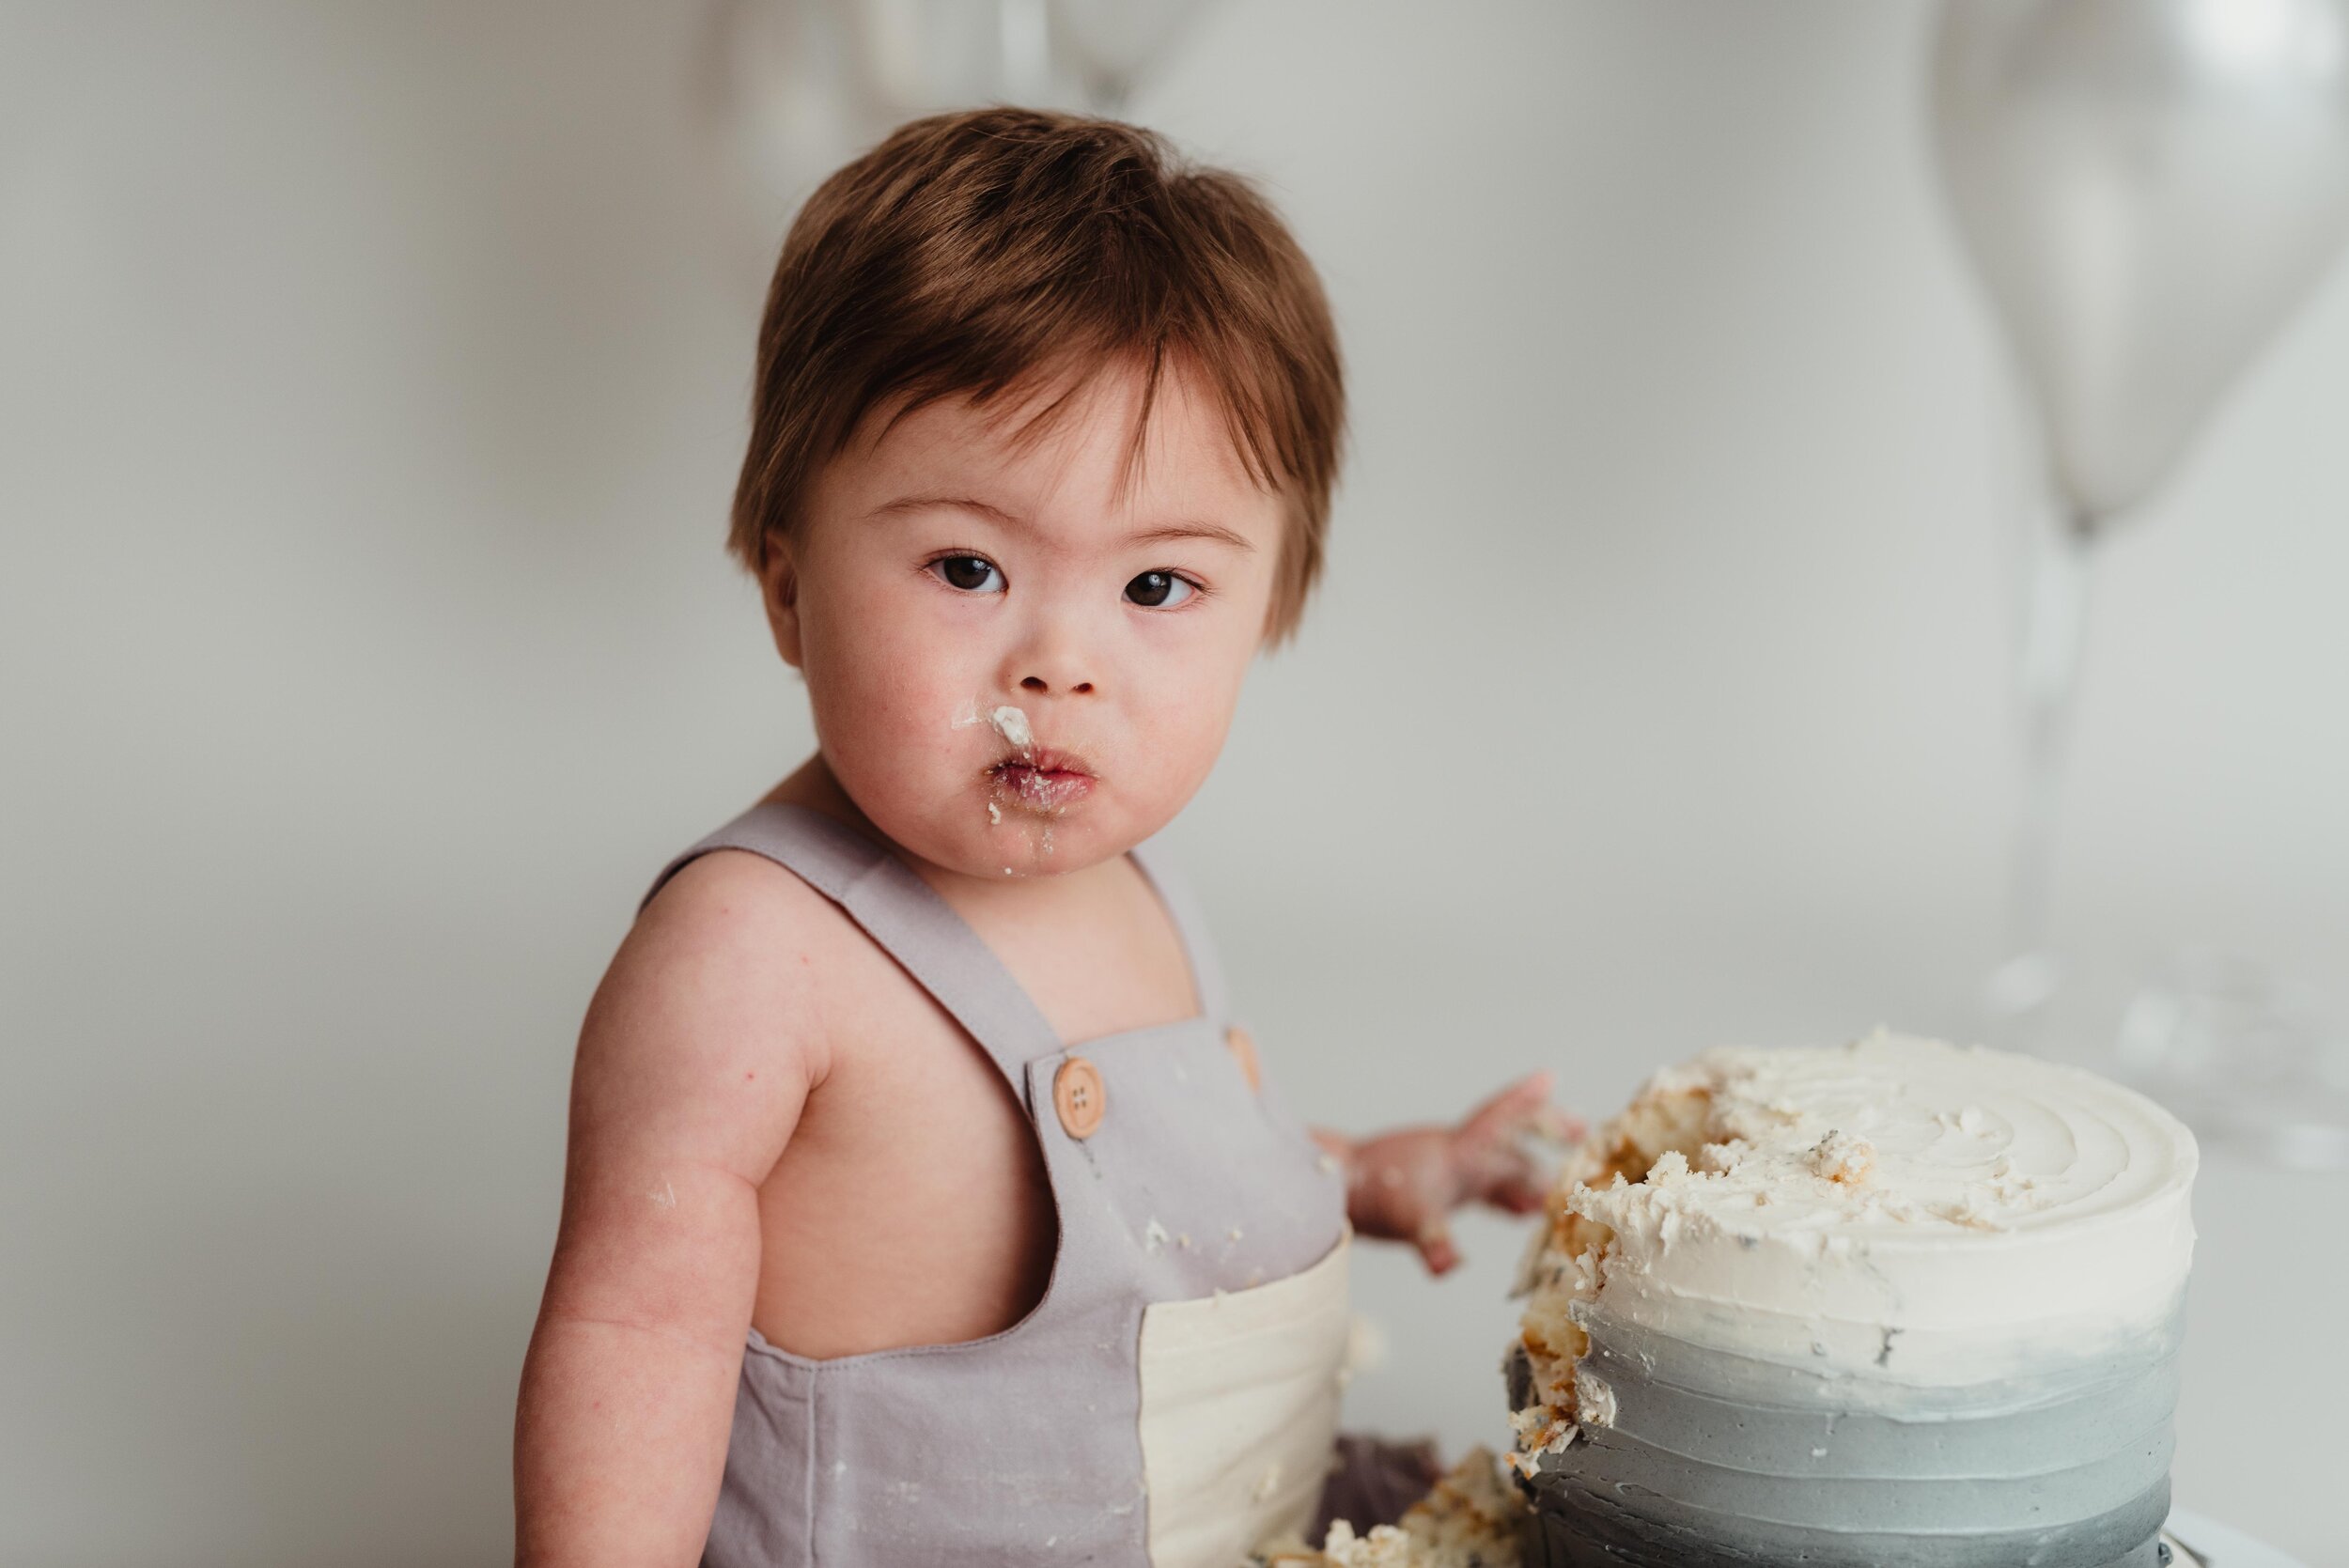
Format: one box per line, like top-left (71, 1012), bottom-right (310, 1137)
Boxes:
top-left (1463, 1136), bottom-right (1558, 1213)
top-left (1483, 1168), bottom-right (1550, 1214)
top-left (1458, 1075), bottom-right (1585, 1169)
top-left (1456, 1069), bottom-right (1554, 1142)
top-left (1415, 1217), bottom-right (1461, 1275)
top-left (1531, 1106), bottom-right (1586, 1145)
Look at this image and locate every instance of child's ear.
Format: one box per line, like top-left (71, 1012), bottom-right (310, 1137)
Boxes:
top-left (760, 544), bottom-right (804, 670)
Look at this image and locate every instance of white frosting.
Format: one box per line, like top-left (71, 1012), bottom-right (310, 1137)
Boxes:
top-left (1517, 1030), bottom-right (2198, 1404)
top-left (988, 704), bottom-right (1033, 750)
top-left (947, 696), bottom-right (1034, 752)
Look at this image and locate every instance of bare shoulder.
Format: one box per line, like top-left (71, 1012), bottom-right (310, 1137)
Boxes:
top-left (574, 848), bottom-right (848, 1188)
top-left (627, 845), bottom-right (848, 1006)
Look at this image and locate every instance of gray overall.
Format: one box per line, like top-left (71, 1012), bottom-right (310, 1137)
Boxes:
top-left (637, 800), bottom-right (1356, 1567)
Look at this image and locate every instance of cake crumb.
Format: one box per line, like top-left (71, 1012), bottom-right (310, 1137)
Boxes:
top-left (1248, 1445), bottom-right (1531, 1567)
top-left (1807, 1128), bottom-right (1875, 1185)
top-left (1572, 1366), bottom-right (1616, 1428)
top-left (1934, 1193), bottom-right (2005, 1231)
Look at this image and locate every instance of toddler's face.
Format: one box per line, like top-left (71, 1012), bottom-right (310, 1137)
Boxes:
top-left (767, 358), bottom-right (1285, 881)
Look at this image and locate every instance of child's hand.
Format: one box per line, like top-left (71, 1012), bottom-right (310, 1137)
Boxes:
top-left (1319, 1071), bottom-right (1584, 1276)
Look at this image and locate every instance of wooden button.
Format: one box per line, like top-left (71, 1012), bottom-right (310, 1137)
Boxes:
top-left (1225, 1024), bottom-right (1262, 1093)
top-left (1053, 1055), bottom-right (1106, 1138)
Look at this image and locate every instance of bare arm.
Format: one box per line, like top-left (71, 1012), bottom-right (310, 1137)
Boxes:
top-left (514, 856), bottom-right (829, 1568)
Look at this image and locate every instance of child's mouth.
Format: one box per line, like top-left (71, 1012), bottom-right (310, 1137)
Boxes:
top-left (988, 748), bottom-right (1095, 812)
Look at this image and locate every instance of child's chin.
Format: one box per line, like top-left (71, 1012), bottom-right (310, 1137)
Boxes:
top-left (866, 799), bottom-right (1113, 880)
top-left (965, 824), bottom-right (1114, 878)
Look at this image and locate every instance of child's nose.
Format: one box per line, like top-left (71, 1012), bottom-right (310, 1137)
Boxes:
top-left (1010, 613), bottom-right (1099, 696)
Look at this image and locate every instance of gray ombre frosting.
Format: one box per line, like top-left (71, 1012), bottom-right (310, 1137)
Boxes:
top-left (1504, 1032), bottom-right (2199, 1568)
top-left (1504, 1300), bottom-right (2181, 1566)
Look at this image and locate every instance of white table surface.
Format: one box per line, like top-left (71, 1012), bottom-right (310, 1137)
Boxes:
top-left (2169, 1508), bottom-right (2309, 1567)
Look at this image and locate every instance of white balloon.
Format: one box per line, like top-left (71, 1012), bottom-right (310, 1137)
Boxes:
top-left (712, 0), bottom-right (1207, 238)
top-left (1933, 0), bottom-right (2349, 530)
top-left (1045, 0), bottom-right (1206, 109)
top-left (712, 0), bottom-right (882, 216)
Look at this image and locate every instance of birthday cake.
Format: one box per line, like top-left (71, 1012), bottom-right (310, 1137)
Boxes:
top-left (1501, 1029), bottom-right (2199, 1567)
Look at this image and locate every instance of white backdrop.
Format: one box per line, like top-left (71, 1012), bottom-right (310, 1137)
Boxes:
top-left (2, 3), bottom-right (2341, 1563)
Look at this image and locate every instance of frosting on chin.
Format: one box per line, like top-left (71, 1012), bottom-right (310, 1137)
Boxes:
top-left (1512, 1029), bottom-right (2198, 1430)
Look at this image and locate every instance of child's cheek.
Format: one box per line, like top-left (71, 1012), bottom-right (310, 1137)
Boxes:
top-left (879, 640), bottom-right (978, 765)
top-left (804, 583), bottom-right (966, 778)
top-left (1128, 653), bottom-right (1243, 808)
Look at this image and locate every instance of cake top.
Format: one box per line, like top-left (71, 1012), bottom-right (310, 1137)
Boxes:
top-left (1507, 1029), bottom-right (2199, 1427)
top-left (1595, 1029), bottom-right (2198, 1244)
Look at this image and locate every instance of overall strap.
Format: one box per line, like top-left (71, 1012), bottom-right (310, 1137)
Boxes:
top-left (1125, 834), bottom-right (1232, 1025)
top-left (636, 800), bottom-right (1066, 1088)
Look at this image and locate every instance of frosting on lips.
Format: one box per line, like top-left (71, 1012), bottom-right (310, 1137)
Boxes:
top-left (954, 698), bottom-right (1096, 822)
top-left (991, 758), bottom-right (1091, 813)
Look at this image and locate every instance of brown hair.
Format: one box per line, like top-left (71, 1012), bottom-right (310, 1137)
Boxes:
top-left (729, 106), bottom-right (1346, 647)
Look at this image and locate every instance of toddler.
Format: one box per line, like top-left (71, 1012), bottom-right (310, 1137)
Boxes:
top-left (513, 106), bottom-right (1575, 1568)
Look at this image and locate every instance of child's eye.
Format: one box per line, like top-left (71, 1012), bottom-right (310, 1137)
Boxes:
top-left (1125, 570), bottom-right (1197, 609)
top-left (930, 554), bottom-right (1004, 594)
